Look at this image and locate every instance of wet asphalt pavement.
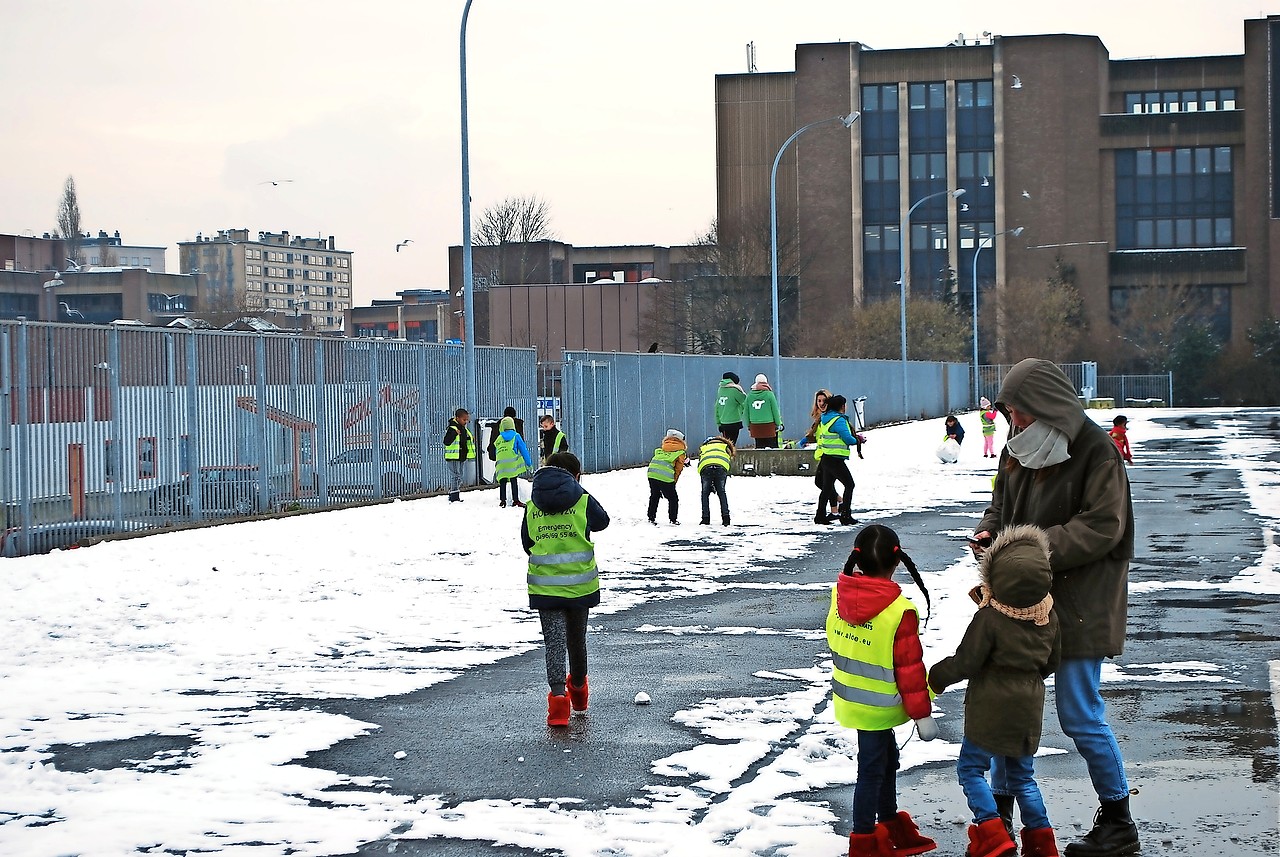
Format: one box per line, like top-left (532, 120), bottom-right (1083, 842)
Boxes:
top-left (298, 410), bottom-right (1280, 856)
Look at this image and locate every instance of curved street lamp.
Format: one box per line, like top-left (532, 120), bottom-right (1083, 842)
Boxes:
top-left (971, 225), bottom-right (1024, 404)
top-left (899, 188), bottom-right (965, 419)
top-left (769, 112), bottom-right (860, 399)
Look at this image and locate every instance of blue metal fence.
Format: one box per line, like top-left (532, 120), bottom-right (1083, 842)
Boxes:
top-left (560, 351), bottom-right (970, 473)
top-left (0, 320), bottom-right (536, 555)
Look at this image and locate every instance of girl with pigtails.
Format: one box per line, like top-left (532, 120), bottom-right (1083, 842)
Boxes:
top-left (826, 524), bottom-right (938, 857)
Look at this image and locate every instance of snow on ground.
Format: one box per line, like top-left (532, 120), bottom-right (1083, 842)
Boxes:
top-left (0, 408), bottom-right (1275, 855)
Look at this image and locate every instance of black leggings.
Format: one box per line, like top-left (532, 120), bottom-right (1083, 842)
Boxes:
top-left (539, 607), bottom-right (589, 693)
top-left (647, 477), bottom-right (679, 522)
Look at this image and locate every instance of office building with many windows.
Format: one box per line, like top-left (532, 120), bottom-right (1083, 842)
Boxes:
top-left (715, 17), bottom-right (1270, 357)
top-left (177, 229), bottom-right (353, 332)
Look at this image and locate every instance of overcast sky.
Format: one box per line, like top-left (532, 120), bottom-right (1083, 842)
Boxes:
top-left (2, 1), bottom-right (1272, 306)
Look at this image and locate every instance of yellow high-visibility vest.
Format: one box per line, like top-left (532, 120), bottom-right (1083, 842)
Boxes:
top-left (826, 588), bottom-right (914, 730)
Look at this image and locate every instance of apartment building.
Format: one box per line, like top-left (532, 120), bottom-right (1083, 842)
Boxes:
top-left (715, 17), bottom-right (1270, 357)
top-left (177, 229), bottom-right (353, 331)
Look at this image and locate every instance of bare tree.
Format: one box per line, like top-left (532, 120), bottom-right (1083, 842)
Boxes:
top-left (473, 195), bottom-right (555, 285)
top-left (1104, 281), bottom-right (1203, 373)
top-left (640, 217), bottom-right (806, 354)
top-left (992, 266), bottom-right (1087, 364)
top-left (56, 176), bottom-right (83, 266)
top-left (823, 297), bottom-right (971, 362)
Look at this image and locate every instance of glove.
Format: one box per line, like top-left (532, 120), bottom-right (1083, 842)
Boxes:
top-left (915, 716), bottom-right (938, 741)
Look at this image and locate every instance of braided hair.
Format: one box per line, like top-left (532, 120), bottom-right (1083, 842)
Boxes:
top-left (841, 523), bottom-right (932, 624)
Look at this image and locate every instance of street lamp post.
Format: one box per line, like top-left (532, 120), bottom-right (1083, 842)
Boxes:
top-left (459, 0), bottom-right (478, 478)
top-left (770, 112), bottom-right (860, 397)
top-left (970, 225), bottom-right (1023, 405)
top-left (898, 188), bottom-right (965, 419)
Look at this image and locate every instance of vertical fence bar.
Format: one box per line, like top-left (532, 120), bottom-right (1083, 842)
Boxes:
top-left (15, 323), bottom-right (32, 550)
top-left (107, 327), bottom-right (125, 527)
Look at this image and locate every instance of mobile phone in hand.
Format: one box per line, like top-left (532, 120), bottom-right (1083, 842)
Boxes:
top-left (966, 534), bottom-right (993, 548)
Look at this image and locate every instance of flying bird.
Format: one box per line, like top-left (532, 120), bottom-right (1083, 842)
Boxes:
top-left (1011, 74), bottom-right (1023, 89)
top-left (1021, 190), bottom-right (1032, 199)
top-left (981, 176), bottom-right (990, 187)
top-left (64, 258), bottom-right (81, 272)
top-left (395, 239), bottom-right (414, 252)
top-left (259, 179), bottom-right (294, 186)
top-left (960, 203), bottom-right (970, 212)
top-left (58, 302), bottom-right (84, 319)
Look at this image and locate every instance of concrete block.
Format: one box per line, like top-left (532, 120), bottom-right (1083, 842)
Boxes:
top-left (732, 448), bottom-right (818, 477)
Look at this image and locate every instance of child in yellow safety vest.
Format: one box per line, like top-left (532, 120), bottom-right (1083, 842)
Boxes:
top-left (826, 524), bottom-right (938, 857)
top-left (494, 415), bottom-right (533, 508)
top-left (521, 452), bottom-right (610, 727)
top-left (646, 429), bottom-right (687, 525)
top-left (696, 435), bottom-right (735, 526)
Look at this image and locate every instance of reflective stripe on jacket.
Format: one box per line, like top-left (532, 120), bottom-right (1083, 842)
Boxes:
top-left (696, 441), bottom-right (732, 474)
top-left (815, 413), bottom-right (851, 460)
top-left (444, 424), bottom-right (476, 460)
top-left (526, 495), bottom-right (599, 600)
top-left (647, 448), bottom-right (681, 482)
top-left (826, 588), bottom-right (914, 730)
top-left (495, 435), bottom-right (527, 480)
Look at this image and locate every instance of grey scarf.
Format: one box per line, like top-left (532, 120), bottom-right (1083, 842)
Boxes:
top-left (1005, 420), bottom-right (1070, 469)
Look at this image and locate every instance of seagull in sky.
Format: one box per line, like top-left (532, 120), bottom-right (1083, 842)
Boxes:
top-left (1022, 190), bottom-right (1032, 199)
top-left (981, 176), bottom-right (990, 187)
top-left (259, 179), bottom-right (294, 186)
top-left (64, 258), bottom-right (81, 272)
top-left (1011, 74), bottom-right (1023, 89)
top-left (59, 302), bottom-right (84, 319)
top-left (395, 239), bottom-right (414, 252)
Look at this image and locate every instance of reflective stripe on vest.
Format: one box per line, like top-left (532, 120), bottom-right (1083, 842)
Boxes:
top-left (825, 587), bottom-right (913, 730)
top-left (444, 424), bottom-right (476, 460)
top-left (647, 448), bottom-right (680, 482)
top-left (526, 494), bottom-right (599, 600)
top-left (697, 441), bottom-right (732, 474)
top-left (495, 435), bottom-right (527, 480)
top-left (816, 415), bottom-right (851, 459)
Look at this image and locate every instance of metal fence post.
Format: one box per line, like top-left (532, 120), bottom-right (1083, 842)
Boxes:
top-left (185, 331), bottom-right (202, 519)
top-left (15, 323), bottom-right (32, 547)
top-left (254, 334), bottom-right (271, 508)
top-left (108, 328), bottom-right (125, 527)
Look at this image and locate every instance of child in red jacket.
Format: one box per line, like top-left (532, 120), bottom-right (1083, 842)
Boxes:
top-left (1108, 415), bottom-right (1134, 464)
top-left (826, 524), bottom-right (938, 857)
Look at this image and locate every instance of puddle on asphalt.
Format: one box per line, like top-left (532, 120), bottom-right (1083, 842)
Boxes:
top-left (46, 733), bottom-right (196, 773)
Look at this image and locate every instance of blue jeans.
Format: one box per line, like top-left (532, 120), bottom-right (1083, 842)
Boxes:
top-left (852, 729), bottom-right (899, 834)
top-left (700, 466), bottom-right (729, 522)
top-left (991, 658), bottom-right (1129, 804)
top-left (959, 738), bottom-right (1049, 829)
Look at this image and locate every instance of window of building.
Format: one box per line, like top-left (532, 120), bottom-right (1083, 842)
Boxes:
top-left (860, 83), bottom-right (899, 155)
top-left (142, 257), bottom-right (152, 266)
top-left (1115, 146), bottom-right (1234, 248)
top-left (1125, 88), bottom-right (1238, 114)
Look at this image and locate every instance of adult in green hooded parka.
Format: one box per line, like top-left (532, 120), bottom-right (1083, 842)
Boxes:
top-left (970, 359), bottom-right (1138, 857)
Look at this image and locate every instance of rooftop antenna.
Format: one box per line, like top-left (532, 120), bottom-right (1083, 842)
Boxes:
top-left (746, 41), bottom-right (757, 73)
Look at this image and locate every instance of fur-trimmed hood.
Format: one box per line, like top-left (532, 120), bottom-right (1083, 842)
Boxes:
top-left (979, 523), bottom-right (1053, 609)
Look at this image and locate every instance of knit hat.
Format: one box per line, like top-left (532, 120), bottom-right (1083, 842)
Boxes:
top-left (754, 373), bottom-right (768, 384)
top-left (980, 396), bottom-right (991, 408)
top-left (665, 428), bottom-right (685, 441)
top-left (723, 371), bottom-right (740, 383)
top-left (499, 416), bottom-right (515, 432)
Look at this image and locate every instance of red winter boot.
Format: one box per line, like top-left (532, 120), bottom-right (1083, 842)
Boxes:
top-left (848, 825), bottom-right (894, 857)
top-left (881, 810), bottom-right (937, 855)
top-left (965, 818), bottom-right (1017, 857)
top-left (1020, 827), bottom-right (1060, 857)
top-left (546, 692), bottom-right (570, 727)
top-left (567, 676), bottom-right (589, 712)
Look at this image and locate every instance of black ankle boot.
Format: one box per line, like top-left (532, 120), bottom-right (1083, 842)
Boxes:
top-left (994, 793), bottom-right (1015, 839)
top-left (1064, 797), bottom-right (1139, 857)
